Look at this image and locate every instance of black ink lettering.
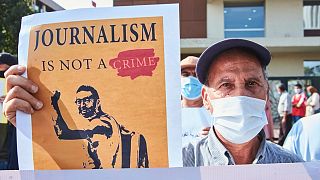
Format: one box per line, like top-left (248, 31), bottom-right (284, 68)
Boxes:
top-left (98, 59), bottom-right (107, 69)
top-left (110, 25), bottom-right (120, 43)
top-left (83, 26), bottom-right (95, 44)
top-left (96, 26), bottom-right (108, 43)
top-left (34, 30), bottom-right (41, 51)
top-left (42, 29), bottom-right (54, 46)
top-left (70, 27), bottom-right (81, 45)
top-left (56, 28), bottom-right (68, 46)
top-left (129, 24), bottom-right (138, 42)
top-left (141, 23), bottom-right (156, 41)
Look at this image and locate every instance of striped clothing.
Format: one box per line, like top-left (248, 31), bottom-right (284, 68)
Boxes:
top-left (183, 129), bottom-right (304, 167)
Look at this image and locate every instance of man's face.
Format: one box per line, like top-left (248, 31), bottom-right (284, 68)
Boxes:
top-left (202, 49), bottom-right (268, 113)
top-left (294, 86), bottom-right (302, 94)
top-left (277, 87), bottom-right (282, 94)
top-left (181, 67), bottom-right (196, 78)
top-left (75, 91), bottom-right (98, 119)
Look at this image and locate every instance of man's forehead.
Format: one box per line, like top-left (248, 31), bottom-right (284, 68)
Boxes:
top-left (76, 91), bottom-right (92, 98)
top-left (207, 52), bottom-right (265, 83)
top-left (181, 66), bottom-right (196, 72)
top-left (212, 49), bottom-right (261, 69)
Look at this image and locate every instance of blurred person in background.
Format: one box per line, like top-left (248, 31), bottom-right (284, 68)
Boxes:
top-left (0, 53), bottom-right (18, 170)
top-left (291, 83), bottom-right (306, 123)
top-left (283, 113), bottom-right (320, 161)
top-left (180, 56), bottom-right (212, 167)
top-left (181, 56), bottom-right (203, 108)
top-left (305, 86), bottom-right (320, 116)
top-left (180, 56), bottom-right (211, 135)
top-left (277, 83), bottom-right (292, 146)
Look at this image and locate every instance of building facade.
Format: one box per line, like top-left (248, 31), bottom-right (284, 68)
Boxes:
top-left (114, 0), bottom-right (320, 88)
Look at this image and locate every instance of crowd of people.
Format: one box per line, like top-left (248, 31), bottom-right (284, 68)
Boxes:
top-left (276, 82), bottom-right (320, 162)
top-left (179, 39), bottom-right (320, 166)
top-left (0, 38), bottom-right (319, 170)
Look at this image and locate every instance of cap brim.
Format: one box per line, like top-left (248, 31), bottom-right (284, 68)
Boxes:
top-left (196, 39), bottom-right (271, 84)
top-left (181, 64), bottom-right (196, 70)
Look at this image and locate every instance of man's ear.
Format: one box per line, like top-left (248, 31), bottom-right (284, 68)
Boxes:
top-left (266, 81), bottom-right (270, 101)
top-left (202, 86), bottom-right (212, 112)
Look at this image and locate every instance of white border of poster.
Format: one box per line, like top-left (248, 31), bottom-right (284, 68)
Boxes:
top-left (17, 4), bottom-right (181, 170)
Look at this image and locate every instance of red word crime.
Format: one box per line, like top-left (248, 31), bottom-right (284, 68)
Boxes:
top-left (109, 49), bottom-right (159, 80)
top-left (111, 57), bottom-right (157, 70)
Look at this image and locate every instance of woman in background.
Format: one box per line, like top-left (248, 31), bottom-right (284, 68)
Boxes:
top-left (305, 86), bottom-right (320, 116)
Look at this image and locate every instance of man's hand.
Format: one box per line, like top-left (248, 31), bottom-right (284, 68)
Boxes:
top-left (200, 127), bottom-right (211, 136)
top-left (3, 65), bottom-right (43, 126)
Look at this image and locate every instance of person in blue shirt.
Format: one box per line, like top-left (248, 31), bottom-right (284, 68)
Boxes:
top-left (283, 113), bottom-right (320, 161)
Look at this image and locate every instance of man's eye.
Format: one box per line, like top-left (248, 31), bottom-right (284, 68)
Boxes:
top-left (221, 83), bottom-right (232, 88)
top-left (181, 72), bottom-right (189, 77)
top-left (247, 81), bottom-right (258, 87)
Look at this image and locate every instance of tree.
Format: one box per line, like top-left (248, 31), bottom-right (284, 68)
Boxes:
top-left (0, 0), bottom-right (34, 55)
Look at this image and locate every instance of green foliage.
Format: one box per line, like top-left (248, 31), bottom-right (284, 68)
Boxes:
top-left (0, 0), bottom-right (33, 55)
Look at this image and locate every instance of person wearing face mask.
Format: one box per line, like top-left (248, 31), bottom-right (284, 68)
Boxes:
top-left (305, 86), bottom-right (320, 116)
top-left (181, 39), bottom-right (303, 166)
top-left (180, 56), bottom-right (203, 108)
top-left (180, 56), bottom-right (212, 167)
top-left (180, 57), bottom-right (211, 128)
top-left (291, 83), bottom-right (306, 123)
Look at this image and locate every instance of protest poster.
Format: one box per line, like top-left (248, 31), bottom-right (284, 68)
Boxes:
top-left (17, 4), bottom-right (181, 170)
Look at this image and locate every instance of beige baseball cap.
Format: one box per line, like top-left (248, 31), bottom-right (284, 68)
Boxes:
top-left (180, 56), bottom-right (199, 70)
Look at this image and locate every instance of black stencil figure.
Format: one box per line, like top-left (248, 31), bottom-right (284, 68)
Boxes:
top-left (51, 85), bottom-right (149, 168)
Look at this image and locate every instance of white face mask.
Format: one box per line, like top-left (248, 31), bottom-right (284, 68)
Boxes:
top-left (294, 88), bottom-right (302, 94)
top-left (210, 96), bottom-right (268, 144)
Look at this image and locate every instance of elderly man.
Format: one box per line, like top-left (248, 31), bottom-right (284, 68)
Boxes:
top-left (183, 39), bottom-right (303, 166)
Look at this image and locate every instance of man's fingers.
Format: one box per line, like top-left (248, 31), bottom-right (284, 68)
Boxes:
top-left (3, 98), bottom-right (34, 126)
top-left (3, 98), bottom-right (35, 126)
top-left (4, 98), bottom-right (34, 114)
top-left (202, 127), bottom-right (211, 131)
top-left (5, 86), bottom-right (43, 110)
top-left (6, 74), bottom-right (38, 94)
top-left (200, 127), bottom-right (211, 136)
top-left (4, 65), bottom-right (26, 78)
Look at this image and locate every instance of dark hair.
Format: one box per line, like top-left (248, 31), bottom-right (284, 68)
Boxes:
top-left (294, 83), bottom-right (302, 89)
top-left (278, 83), bottom-right (286, 92)
top-left (76, 85), bottom-right (100, 99)
top-left (0, 53), bottom-right (18, 66)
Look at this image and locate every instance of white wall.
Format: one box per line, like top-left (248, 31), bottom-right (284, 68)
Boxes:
top-left (265, 0), bottom-right (304, 38)
top-left (207, 0), bottom-right (224, 38)
top-left (268, 52), bottom-right (320, 77)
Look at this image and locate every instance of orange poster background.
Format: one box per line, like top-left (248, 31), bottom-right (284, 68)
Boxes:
top-left (27, 17), bottom-right (168, 169)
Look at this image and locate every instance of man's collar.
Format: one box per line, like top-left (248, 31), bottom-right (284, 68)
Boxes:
top-left (253, 130), bottom-right (267, 162)
top-left (207, 127), bottom-right (230, 165)
top-left (207, 128), bottom-right (267, 164)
